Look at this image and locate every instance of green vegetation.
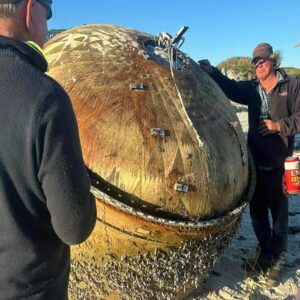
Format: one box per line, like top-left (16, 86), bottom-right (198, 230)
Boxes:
top-left (217, 57), bottom-right (254, 80)
top-left (285, 67), bottom-right (300, 80)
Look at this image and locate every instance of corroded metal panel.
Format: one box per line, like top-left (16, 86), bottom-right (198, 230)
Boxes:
top-left (45, 25), bottom-right (248, 219)
top-left (44, 24), bottom-right (255, 300)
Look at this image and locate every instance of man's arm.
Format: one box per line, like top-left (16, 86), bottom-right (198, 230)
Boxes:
top-left (37, 87), bottom-right (96, 245)
top-left (199, 59), bottom-right (251, 105)
top-left (278, 77), bottom-right (300, 137)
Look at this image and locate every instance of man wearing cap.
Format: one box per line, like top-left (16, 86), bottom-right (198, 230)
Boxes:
top-left (199, 43), bottom-right (300, 286)
top-left (0, 1), bottom-right (96, 299)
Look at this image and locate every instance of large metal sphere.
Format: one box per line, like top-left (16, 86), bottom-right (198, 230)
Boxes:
top-left (45, 24), bottom-right (248, 219)
top-left (44, 24), bottom-right (254, 300)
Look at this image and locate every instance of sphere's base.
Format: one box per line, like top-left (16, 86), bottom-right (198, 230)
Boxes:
top-left (69, 221), bottom-right (239, 300)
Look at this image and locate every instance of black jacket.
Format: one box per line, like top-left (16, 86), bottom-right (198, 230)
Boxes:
top-left (210, 67), bottom-right (300, 169)
top-left (0, 36), bottom-right (96, 299)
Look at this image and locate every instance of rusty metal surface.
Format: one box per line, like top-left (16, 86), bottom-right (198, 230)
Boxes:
top-left (44, 24), bottom-right (248, 220)
top-left (44, 24), bottom-right (256, 300)
top-left (67, 153), bottom-right (254, 299)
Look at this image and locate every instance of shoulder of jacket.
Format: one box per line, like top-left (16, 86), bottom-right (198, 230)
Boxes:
top-left (277, 68), bottom-right (297, 85)
top-left (22, 67), bottom-right (70, 115)
top-left (277, 73), bottom-right (299, 92)
top-left (33, 72), bottom-right (69, 107)
top-left (4, 48), bottom-right (65, 94)
top-left (250, 78), bottom-right (259, 84)
top-left (249, 78), bottom-right (259, 90)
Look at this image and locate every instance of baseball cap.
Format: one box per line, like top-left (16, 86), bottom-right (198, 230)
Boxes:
top-left (251, 43), bottom-right (273, 64)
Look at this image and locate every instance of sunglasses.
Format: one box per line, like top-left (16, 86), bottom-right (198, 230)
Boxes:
top-left (252, 58), bottom-right (268, 69)
top-left (36, 0), bottom-right (52, 20)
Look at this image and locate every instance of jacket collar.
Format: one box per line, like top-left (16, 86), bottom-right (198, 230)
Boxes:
top-left (0, 35), bottom-right (48, 72)
top-left (276, 68), bottom-right (288, 81)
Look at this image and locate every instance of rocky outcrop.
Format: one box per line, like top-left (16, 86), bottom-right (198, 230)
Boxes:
top-left (221, 68), bottom-right (253, 81)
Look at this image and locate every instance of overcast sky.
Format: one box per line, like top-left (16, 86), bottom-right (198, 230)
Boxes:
top-left (48, 0), bottom-right (300, 67)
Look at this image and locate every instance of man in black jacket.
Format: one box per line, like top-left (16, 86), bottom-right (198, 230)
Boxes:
top-left (199, 43), bottom-right (300, 286)
top-left (0, 0), bottom-right (96, 299)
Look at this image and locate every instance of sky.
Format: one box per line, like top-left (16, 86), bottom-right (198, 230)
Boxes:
top-left (48, 0), bottom-right (300, 68)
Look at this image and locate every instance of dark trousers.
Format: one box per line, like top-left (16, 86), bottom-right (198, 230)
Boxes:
top-left (250, 168), bottom-right (288, 258)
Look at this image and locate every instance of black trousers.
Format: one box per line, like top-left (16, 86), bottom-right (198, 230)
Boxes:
top-left (250, 168), bottom-right (288, 258)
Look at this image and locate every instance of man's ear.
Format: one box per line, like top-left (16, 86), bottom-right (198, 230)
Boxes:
top-left (25, 0), bottom-right (35, 33)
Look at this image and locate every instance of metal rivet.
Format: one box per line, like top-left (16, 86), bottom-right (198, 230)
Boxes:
top-left (151, 128), bottom-right (170, 137)
top-left (174, 183), bottom-right (189, 193)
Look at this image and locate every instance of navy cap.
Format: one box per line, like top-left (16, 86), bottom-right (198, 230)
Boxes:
top-left (37, 0), bottom-right (52, 20)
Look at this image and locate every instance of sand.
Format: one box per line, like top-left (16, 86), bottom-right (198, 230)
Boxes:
top-left (188, 111), bottom-right (300, 300)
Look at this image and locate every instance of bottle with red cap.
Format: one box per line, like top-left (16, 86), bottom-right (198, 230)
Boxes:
top-left (284, 156), bottom-right (300, 194)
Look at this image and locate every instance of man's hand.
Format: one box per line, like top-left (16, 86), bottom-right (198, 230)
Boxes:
top-left (258, 119), bottom-right (281, 136)
top-left (198, 59), bottom-right (213, 74)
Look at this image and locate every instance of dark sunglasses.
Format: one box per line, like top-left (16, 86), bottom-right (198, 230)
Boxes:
top-left (36, 0), bottom-right (52, 20)
top-left (252, 58), bottom-right (268, 69)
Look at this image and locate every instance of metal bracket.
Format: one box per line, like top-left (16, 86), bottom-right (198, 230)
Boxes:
top-left (154, 26), bottom-right (190, 71)
top-left (135, 226), bottom-right (151, 236)
top-left (130, 83), bottom-right (146, 91)
top-left (151, 128), bottom-right (170, 137)
top-left (155, 26), bottom-right (189, 50)
top-left (174, 183), bottom-right (189, 193)
top-left (169, 26), bottom-right (189, 47)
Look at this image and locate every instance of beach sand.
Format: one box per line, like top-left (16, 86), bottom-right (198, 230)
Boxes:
top-left (187, 111), bottom-right (300, 300)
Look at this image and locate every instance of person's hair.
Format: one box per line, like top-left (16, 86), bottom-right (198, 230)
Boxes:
top-left (0, 1), bottom-right (23, 18)
top-left (270, 51), bottom-right (282, 68)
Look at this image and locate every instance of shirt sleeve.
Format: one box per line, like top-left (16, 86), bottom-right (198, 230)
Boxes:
top-left (36, 86), bottom-right (96, 245)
